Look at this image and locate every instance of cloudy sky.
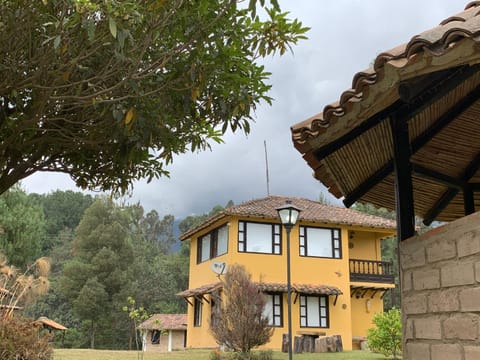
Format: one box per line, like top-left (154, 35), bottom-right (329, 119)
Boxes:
top-left (23, 0), bottom-right (468, 219)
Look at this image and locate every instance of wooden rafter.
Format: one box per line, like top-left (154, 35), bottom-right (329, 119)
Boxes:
top-left (424, 151), bottom-right (480, 225)
top-left (343, 78), bottom-right (480, 210)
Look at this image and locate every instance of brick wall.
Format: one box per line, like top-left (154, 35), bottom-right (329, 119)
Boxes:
top-left (400, 211), bottom-right (480, 360)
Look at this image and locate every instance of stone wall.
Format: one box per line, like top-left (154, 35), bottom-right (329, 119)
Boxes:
top-left (400, 211), bottom-right (480, 360)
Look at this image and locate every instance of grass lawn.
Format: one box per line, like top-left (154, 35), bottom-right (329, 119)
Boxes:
top-left (53, 349), bottom-right (389, 360)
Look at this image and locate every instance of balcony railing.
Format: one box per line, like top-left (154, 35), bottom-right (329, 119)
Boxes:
top-left (349, 259), bottom-right (394, 283)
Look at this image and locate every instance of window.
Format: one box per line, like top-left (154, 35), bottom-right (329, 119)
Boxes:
top-left (210, 291), bottom-right (221, 328)
top-left (197, 225), bottom-right (228, 263)
top-left (263, 293), bottom-right (283, 327)
top-left (299, 295), bottom-right (329, 328)
top-left (299, 226), bottom-right (341, 258)
top-left (194, 298), bottom-right (202, 327)
top-left (238, 221), bottom-right (281, 254)
top-left (151, 330), bottom-right (160, 344)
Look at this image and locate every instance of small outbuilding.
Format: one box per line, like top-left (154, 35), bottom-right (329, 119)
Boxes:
top-left (138, 313), bottom-right (187, 352)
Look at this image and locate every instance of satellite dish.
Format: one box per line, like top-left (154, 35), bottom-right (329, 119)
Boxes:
top-left (211, 262), bottom-right (228, 276)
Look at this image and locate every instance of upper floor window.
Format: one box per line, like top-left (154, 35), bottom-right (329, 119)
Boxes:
top-left (299, 226), bottom-right (341, 259)
top-left (238, 221), bottom-right (281, 254)
top-left (299, 295), bottom-right (329, 328)
top-left (263, 293), bottom-right (283, 327)
top-left (197, 224), bottom-right (228, 263)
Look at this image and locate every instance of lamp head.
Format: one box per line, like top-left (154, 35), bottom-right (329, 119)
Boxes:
top-left (276, 200), bottom-right (302, 228)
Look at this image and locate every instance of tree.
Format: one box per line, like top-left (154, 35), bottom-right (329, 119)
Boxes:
top-left (210, 264), bottom-right (273, 356)
top-left (367, 308), bottom-right (402, 360)
top-left (0, 0), bottom-right (308, 195)
top-left (0, 186), bottom-right (46, 268)
top-left (60, 198), bottom-right (135, 349)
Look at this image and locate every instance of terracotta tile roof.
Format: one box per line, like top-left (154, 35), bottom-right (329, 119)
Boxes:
top-left (177, 281), bottom-right (342, 297)
top-left (291, 2), bottom-right (480, 152)
top-left (176, 282), bottom-right (222, 298)
top-left (138, 314), bottom-right (187, 331)
top-left (290, 2), bottom-right (480, 222)
top-left (180, 195), bottom-right (396, 240)
top-left (34, 316), bottom-right (67, 331)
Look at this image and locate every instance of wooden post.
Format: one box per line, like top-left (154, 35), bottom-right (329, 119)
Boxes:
top-left (390, 114), bottom-right (415, 241)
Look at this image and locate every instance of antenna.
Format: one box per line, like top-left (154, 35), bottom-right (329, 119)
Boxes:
top-left (211, 262), bottom-right (228, 277)
top-left (264, 140), bottom-right (270, 196)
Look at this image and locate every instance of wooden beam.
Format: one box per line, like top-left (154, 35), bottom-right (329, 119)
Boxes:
top-left (464, 184), bottom-right (475, 216)
top-left (424, 152), bottom-right (480, 225)
top-left (343, 79), bottom-right (480, 207)
top-left (412, 164), bottom-right (466, 190)
top-left (343, 162), bottom-right (394, 208)
top-left (398, 67), bottom-right (461, 103)
top-left (313, 100), bottom-right (403, 160)
top-left (390, 114), bottom-right (415, 241)
top-left (314, 65), bottom-right (480, 162)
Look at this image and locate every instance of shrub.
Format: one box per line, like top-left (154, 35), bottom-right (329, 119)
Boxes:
top-left (0, 317), bottom-right (53, 360)
top-left (210, 264), bottom-right (273, 354)
top-left (367, 308), bottom-right (402, 359)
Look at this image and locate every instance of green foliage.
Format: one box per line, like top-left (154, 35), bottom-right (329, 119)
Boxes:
top-left (60, 198), bottom-right (135, 349)
top-left (210, 349), bottom-right (273, 360)
top-left (0, 317), bottom-right (53, 360)
top-left (367, 308), bottom-right (402, 359)
top-left (0, 0), bottom-right (308, 195)
top-left (0, 186), bottom-right (46, 268)
top-left (210, 264), bottom-right (273, 354)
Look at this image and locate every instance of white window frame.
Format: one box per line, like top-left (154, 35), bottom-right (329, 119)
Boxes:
top-left (238, 221), bottom-right (281, 255)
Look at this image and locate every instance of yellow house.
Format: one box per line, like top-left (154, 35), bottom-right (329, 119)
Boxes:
top-left (177, 195), bottom-right (396, 351)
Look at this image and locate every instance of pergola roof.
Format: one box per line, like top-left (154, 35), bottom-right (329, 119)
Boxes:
top-left (291, 2), bottom-right (480, 224)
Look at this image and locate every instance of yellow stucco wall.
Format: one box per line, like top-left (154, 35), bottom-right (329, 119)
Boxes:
top-left (183, 216), bottom-right (395, 351)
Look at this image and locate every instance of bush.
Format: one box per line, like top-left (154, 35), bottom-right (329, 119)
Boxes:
top-left (209, 349), bottom-right (273, 360)
top-left (0, 317), bottom-right (53, 360)
top-left (367, 308), bottom-right (402, 359)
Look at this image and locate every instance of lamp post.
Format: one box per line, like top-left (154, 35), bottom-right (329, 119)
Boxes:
top-left (276, 200), bottom-right (301, 360)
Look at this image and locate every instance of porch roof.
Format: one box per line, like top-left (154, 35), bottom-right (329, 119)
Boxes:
top-left (137, 314), bottom-right (187, 331)
top-left (176, 281), bottom-right (342, 298)
top-left (291, 1), bottom-right (480, 224)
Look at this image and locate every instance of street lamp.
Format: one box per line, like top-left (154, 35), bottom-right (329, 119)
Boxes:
top-left (276, 200), bottom-right (301, 360)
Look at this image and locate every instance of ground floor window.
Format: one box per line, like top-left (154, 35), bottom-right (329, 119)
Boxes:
top-left (263, 293), bottom-right (283, 327)
top-left (299, 295), bottom-right (329, 328)
top-left (151, 330), bottom-right (160, 344)
top-left (194, 298), bottom-right (202, 327)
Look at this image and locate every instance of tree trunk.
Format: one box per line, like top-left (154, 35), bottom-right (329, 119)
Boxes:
top-left (90, 320), bottom-right (95, 349)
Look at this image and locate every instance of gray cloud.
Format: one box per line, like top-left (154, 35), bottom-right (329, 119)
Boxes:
top-left (23, 0), bottom-right (468, 218)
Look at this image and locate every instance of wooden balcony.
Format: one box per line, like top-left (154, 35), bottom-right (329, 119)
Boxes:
top-left (349, 259), bottom-right (394, 283)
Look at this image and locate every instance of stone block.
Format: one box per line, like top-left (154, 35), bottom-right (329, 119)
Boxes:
top-left (443, 313), bottom-right (479, 340)
top-left (426, 238), bottom-right (456, 263)
top-left (465, 345), bottom-right (480, 360)
top-left (431, 344), bottom-right (462, 360)
top-left (403, 293), bottom-right (427, 315)
top-left (457, 230), bottom-right (480, 258)
top-left (413, 268), bottom-right (440, 290)
top-left (428, 288), bottom-right (459, 313)
top-left (406, 342), bottom-right (430, 360)
top-left (403, 270), bottom-right (413, 291)
top-left (459, 287), bottom-right (480, 312)
top-left (400, 239), bottom-right (426, 270)
top-left (404, 318), bottom-right (414, 340)
top-left (441, 262), bottom-right (475, 287)
top-left (475, 261), bottom-right (480, 282)
top-left (414, 317), bottom-right (442, 340)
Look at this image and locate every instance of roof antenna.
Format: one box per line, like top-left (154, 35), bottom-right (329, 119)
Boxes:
top-left (264, 140), bottom-right (270, 196)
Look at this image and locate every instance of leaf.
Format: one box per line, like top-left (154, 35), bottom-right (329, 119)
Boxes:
top-left (53, 36), bottom-right (61, 50)
top-left (124, 108), bottom-right (135, 126)
top-left (109, 17), bottom-right (117, 39)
